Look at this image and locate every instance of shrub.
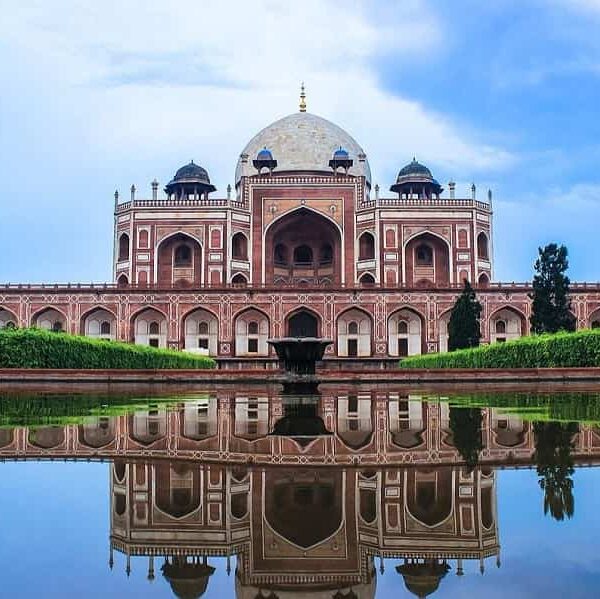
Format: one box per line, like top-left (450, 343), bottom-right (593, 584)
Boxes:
top-left (0, 328), bottom-right (216, 369)
top-left (400, 329), bottom-right (600, 369)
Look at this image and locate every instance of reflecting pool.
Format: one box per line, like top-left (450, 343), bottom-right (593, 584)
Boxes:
top-left (1, 386), bottom-right (600, 597)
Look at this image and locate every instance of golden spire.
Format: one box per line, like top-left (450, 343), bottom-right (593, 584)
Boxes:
top-left (299, 82), bottom-right (307, 112)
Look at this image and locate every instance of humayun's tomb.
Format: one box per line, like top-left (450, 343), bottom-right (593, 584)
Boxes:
top-left (1, 89), bottom-right (599, 360)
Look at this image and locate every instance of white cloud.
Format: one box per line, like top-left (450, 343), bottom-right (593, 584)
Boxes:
top-left (0, 0), bottom-right (513, 193)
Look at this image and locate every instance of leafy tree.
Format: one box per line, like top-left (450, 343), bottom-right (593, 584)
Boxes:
top-left (448, 281), bottom-right (482, 351)
top-left (533, 421), bottom-right (578, 521)
top-left (530, 244), bottom-right (576, 334)
top-left (449, 407), bottom-right (483, 470)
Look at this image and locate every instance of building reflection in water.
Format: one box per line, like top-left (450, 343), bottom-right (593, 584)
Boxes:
top-left (110, 460), bottom-right (498, 599)
top-left (3, 392), bottom-right (599, 597)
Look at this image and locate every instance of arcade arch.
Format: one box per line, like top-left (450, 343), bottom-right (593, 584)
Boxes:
top-left (589, 309), bottom-right (600, 329)
top-left (132, 308), bottom-right (167, 347)
top-left (438, 311), bottom-right (452, 353)
top-left (388, 309), bottom-right (423, 357)
top-left (81, 307), bottom-right (116, 340)
top-left (154, 462), bottom-right (201, 519)
top-left (79, 417), bottom-right (116, 448)
top-left (286, 308), bottom-right (320, 337)
top-left (32, 307), bottom-right (66, 332)
top-left (489, 307), bottom-right (526, 343)
top-left (0, 308), bottom-right (17, 329)
top-left (234, 308), bottom-right (269, 356)
top-left (337, 308), bottom-right (372, 357)
top-left (490, 410), bottom-right (527, 447)
top-left (181, 398), bottom-right (218, 441)
top-left (183, 308), bottom-right (218, 355)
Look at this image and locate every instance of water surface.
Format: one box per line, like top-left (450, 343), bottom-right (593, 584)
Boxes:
top-left (1, 387), bottom-right (599, 598)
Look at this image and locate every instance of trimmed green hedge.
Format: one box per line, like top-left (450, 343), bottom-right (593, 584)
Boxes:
top-left (0, 328), bottom-right (216, 369)
top-left (401, 329), bottom-right (600, 369)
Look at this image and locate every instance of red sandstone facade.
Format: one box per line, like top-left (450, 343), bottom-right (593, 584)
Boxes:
top-left (1, 104), bottom-right (599, 359)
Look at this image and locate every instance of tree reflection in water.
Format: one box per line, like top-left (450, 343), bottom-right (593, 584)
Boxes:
top-left (533, 421), bottom-right (578, 521)
top-left (449, 407), bottom-right (483, 471)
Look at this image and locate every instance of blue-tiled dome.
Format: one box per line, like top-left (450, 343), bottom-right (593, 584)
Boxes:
top-left (333, 146), bottom-right (349, 159)
top-left (256, 147), bottom-right (274, 160)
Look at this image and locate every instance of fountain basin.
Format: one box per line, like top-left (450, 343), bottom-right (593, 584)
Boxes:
top-left (267, 337), bottom-right (333, 376)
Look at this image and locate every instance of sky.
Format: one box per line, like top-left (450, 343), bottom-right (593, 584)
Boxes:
top-left (0, 0), bottom-right (599, 283)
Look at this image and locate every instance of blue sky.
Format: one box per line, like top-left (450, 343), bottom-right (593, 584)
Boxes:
top-left (0, 0), bottom-right (599, 283)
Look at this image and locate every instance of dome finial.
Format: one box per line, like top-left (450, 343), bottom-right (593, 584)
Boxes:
top-left (299, 81), bottom-right (307, 112)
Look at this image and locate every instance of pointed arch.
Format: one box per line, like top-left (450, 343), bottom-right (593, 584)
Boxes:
top-left (31, 307), bottom-right (67, 332)
top-left (284, 306), bottom-right (321, 337)
top-left (264, 206), bottom-right (344, 286)
top-left (80, 306), bottom-right (117, 339)
top-left (233, 307), bottom-right (270, 356)
top-left (0, 307), bottom-right (18, 329)
top-left (477, 231), bottom-right (489, 260)
top-left (337, 396), bottom-right (373, 449)
top-left (489, 305), bottom-right (527, 342)
top-left (130, 307), bottom-right (168, 347)
top-left (181, 307), bottom-right (219, 355)
top-left (588, 308), bottom-right (600, 329)
top-left (403, 230), bottom-right (452, 287)
top-left (358, 231), bottom-right (375, 260)
top-left (118, 233), bottom-right (130, 261)
top-left (155, 231), bottom-right (203, 287)
top-left (388, 307), bottom-right (425, 357)
top-left (337, 307), bottom-right (373, 357)
top-left (405, 468), bottom-right (454, 528)
top-left (231, 232), bottom-right (249, 260)
top-left (358, 272), bottom-right (376, 286)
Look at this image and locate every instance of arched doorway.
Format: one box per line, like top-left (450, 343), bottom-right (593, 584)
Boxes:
top-left (287, 310), bottom-right (319, 337)
top-left (265, 208), bottom-right (342, 286)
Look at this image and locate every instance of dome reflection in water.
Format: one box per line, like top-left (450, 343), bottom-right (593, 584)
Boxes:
top-left (1, 389), bottom-right (599, 598)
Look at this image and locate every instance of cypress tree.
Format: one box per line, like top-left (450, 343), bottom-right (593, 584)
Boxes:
top-left (530, 243), bottom-right (576, 334)
top-left (448, 280), bottom-right (482, 351)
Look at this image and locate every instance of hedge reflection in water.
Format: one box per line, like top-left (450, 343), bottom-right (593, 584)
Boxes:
top-left (0, 388), bottom-right (599, 597)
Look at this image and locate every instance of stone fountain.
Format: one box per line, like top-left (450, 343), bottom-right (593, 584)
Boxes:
top-left (267, 336), bottom-right (334, 441)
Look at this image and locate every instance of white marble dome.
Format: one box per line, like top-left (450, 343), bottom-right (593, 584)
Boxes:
top-left (235, 112), bottom-right (371, 185)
